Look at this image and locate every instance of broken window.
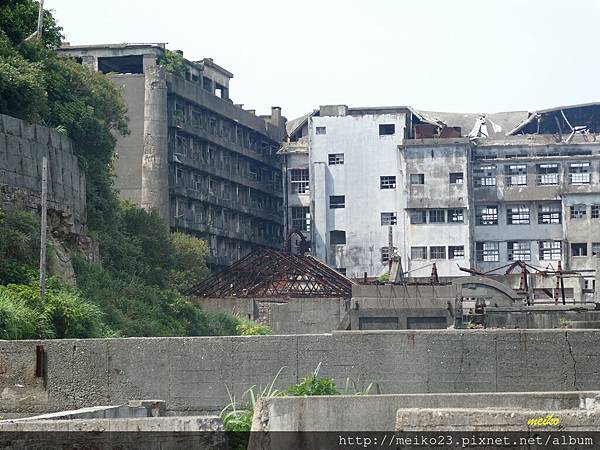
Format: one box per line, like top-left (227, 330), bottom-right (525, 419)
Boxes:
top-left (175, 167), bottom-right (184, 186)
top-left (448, 209), bottom-right (464, 223)
top-left (592, 205), bottom-right (600, 219)
top-left (330, 230), bottom-right (346, 245)
top-left (538, 204), bottom-right (561, 224)
top-left (329, 195), bottom-right (345, 209)
top-left (378, 212), bottom-right (397, 226)
top-left (507, 241), bottom-right (531, 261)
top-left (429, 209), bottom-right (446, 223)
top-left (571, 243), bottom-right (588, 257)
top-left (476, 205), bottom-right (498, 225)
top-left (474, 164), bottom-right (496, 187)
top-left (449, 172), bottom-right (464, 184)
top-left (379, 124), bottom-right (395, 135)
top-left (476, 242), bottom-right (499, 262)
top-left (290, 169), bottom-right (309, 194)
top-left (192, 173), bottom-right (203, 191)
top-left (507, 205), bottom-right (530, 225)
top-left (539, 241), bottom-right (562, 261)
top-left (429, 246), bottom-right (446, 260)
top-left (410, 173), bottom-right (424, 185)
top-left (411, 247), bottom-right (427, 260)
top-left (202, 77), bottom-right (213, 92)
top-left (592, 242), bottom-right (600, 256)
top-left (98, 55), bottom-right (143, 74)
top-left (328, 153), bottom-right (344, 165)
top-left (380, 176), bottom-right (396, 190)
top-left (536, 163), bottom-right (560, 185)
top-left (315, 126), bottom-right (326, 135)
top-left (570, 205), bottom-right (587, 219)
top-left (291, 207), bottom-right (310, 232)
top-left (175, 103), bottom-right (186, 124)
top-left (569, 162), bottom-right (591, 184)
top-left (448, 246), bottom-right (465, 260)
top-left (506, 164), bottom-right (528, 186)
top-left (381, 246), bottom-right (397, 263)
top-left (410, 210), bottom-right (427, 224)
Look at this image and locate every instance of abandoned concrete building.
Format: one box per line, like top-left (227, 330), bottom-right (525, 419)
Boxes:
top-left (56, 43), bottom-right (286, 268)
top-left (283, 103), bottom-right (600, 292)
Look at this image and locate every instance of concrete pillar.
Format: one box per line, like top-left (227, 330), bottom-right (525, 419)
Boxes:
top-left (595, 254), bottom-right (600, 303)
top-left (141, 66), bottom-right (170, 228)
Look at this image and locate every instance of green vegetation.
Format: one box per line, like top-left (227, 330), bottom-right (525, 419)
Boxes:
top-left (157, 48), bottom-right (186, 76)
top-left (220, 364), bottom-right (370, 448)
top-left (0, 2), bottom-right (270, 340)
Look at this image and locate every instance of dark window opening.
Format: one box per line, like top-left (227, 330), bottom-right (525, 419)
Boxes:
top-left (410, 173), bottom-right (425, 185)
top-left (330, 230), bottom-right (346, 245)
top-left (379, 124), bottom-right (395, 135)
top-left (329, 195), bottom-right (345, 209)
top-left (571, 243), bottom-right (588, 257)
top-left (203, 77), bottom-right (213, 92)
top-left (98, 55), bottom-right (144, 74)
top-left (449, 172), bottom-right (464, 184)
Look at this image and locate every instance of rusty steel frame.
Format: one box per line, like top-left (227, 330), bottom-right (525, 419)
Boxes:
top-left (187, 247), bottom-right (354, 298)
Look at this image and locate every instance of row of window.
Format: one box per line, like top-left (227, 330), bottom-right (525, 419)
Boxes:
top-left (474, 162), bottom-right (594, 187)
top-left (315, 124), bottom-right (397, 136)
top-left (409, 245), bottom-right (465, 261)
top-left (476, 204), bottom-right (600, 225)
top-left (409, 209), bottom-right (465, 224)
top-left (476, 241), bottom-right (600, 262)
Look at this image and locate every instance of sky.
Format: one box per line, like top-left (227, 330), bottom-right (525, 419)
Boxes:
top-left (47, 0), bottom-right (600, 121)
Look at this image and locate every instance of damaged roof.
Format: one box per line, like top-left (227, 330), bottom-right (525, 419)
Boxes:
top-left (414, 109), bottom-right (529, 139)
top-left (507, 102), bottom-right (600, 136)
top-left (187, 247), bottom-right (354, 298)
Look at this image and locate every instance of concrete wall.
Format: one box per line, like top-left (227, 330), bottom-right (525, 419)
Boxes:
top-left (194, 297), bottom-right (347, 334)
top-left (400, 141), bottom-right (472, 277)
top-left (0, 114), bottom-right (86, 233)
top-left (310, 110), bottom-right (408, 277)
top-left (109, 74), bottom-right (146, 205)
top-left (2, 329), bottom-right (600, 415)
top-left (251, 391), bottom-right (600, 432)
top-left (471, 141), bottom-right (600, 274)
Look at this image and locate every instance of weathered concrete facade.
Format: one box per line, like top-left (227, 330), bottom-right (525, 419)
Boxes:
top-left (309, 106), bottom-right (412, 277)
top-left (2, 330), bottom-right (600, 415)
top-left (57, 44), bottom-right (286, 268)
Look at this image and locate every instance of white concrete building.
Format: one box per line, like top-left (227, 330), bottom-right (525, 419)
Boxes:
top-left (309, 106), bottom-right (411, 277)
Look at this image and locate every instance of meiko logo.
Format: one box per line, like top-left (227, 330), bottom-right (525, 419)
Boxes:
top-left (527, 414), bottom-right (560, 427)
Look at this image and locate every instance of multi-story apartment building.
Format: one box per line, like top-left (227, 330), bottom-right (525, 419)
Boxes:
top-left (286, 103), bottom-right (600, 284)
top-left (56, 43), bottom-right (286, 268)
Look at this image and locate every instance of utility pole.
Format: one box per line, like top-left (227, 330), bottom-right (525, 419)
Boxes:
top-left (39, 156), bottom-right (48, 302)
top-left (36, 0), bottom-right (44, 40)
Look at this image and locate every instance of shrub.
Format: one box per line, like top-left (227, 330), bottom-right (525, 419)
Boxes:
top-left (170, 232), bottom-right (210, 293)
top-left (287, 363), bottom-right (338, 396)
top-left (235, 318), bottom-right (272, 336)
top-left (0, 290), bottom-right (53, 339)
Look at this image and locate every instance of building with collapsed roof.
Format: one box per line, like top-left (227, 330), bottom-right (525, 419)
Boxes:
top-left (283, 103), bottom-right (600, 298)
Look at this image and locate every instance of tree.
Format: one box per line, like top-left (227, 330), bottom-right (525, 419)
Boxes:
top-left (170, 232), bottom-right (211, 293)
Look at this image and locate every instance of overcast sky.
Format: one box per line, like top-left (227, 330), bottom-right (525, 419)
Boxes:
top-left (48, 0), bottom-right (600, 120)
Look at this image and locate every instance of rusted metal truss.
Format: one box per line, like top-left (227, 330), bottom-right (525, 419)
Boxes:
top-left (187, 247), bottom-right (354, 298)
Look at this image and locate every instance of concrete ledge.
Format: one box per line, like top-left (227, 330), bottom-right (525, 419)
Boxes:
top-left (252, 392), bottom-right (600, 431)
top-left (396, 408), bottom-right (600, 431)
top-left (0, 401), bottom-right (166, 423)
top-left (0, 416), bottom-right (223, 432)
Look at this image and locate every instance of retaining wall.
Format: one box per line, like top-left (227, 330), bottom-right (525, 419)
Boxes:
top-left (0, 113), bottom-right (86, 233)
top-left (1, 329), bottom-right (600, 415)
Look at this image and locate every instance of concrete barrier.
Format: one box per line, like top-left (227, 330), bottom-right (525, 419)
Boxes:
top-left (2, 329), bottom-right (600, 415)
top-left (395, 408), bottom-right (600, 431)
top-left (251, 391), bottom-right (600, 431)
